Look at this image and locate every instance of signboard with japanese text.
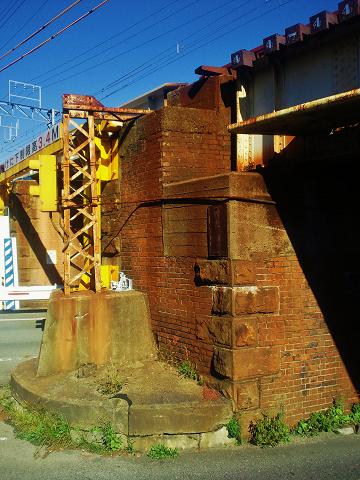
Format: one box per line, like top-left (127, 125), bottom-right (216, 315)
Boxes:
top-left (1, 122), bottom-right (60, 173)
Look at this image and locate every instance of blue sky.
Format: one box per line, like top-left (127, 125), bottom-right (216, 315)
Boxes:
top-left (0, 0), bottom-right (339, 159)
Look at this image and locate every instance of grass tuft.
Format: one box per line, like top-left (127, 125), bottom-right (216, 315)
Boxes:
top-left (249, 412), bottom-right (290, 447)
top-left (178, 361), bottom-right (198, 381)
top-left (293, 399), bottom-right (352, 436)
top-left (225, 416), bottom-right (242, 445)
top-left (97, 363), bottom-right (125, 396)
top-left (147, 443), bottom-right (179, 459)
top-left (0, 386), bottom-right (124, 455)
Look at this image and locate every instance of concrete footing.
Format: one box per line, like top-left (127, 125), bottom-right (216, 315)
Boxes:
top-left (11, 357), bottom-right (233, 451)
top-left (37, 290), bottom-right (156, 376)
top-left (11, 290), bottom-right (233, 451)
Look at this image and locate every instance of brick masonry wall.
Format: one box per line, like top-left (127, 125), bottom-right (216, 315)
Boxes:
top-left (7, 74), bottom-right (357, 431)
top-left (102, 77), bottom-right (359, 431)
top-left (102, 77), bottom-right (232, 371)
top-left (9, 180), bottom-right (63, 307)
top-left (255, 256), bottom-right (357, 426)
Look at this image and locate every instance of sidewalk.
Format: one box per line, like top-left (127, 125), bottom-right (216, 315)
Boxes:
top-left (1, 420), bottom-right (359, 480)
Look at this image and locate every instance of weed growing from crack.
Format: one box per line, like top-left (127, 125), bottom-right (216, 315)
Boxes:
top-left (350, 402), bottom-right (360, 426)
top-left (97, 363), bottom-right (125, 396)
top-left (157, 345), bottom-right (203, 384)
top-left (292, 399), bottom-right (353, 436)
top-left (147, 444), bottom-right (179, 459)
top-left (101, 423), bottom-right (123, 452)
top-left (178, 361), bottom-right (198, 381)
top-left (225, 416), bottom-right (242, 445)
top-left (249, 412), bottom-right (290, 447)
top-left (0, 386), bottom-right (125, 455)
top-left (0, 385), bottom-right (72, 450)
top-left (81, 423), bottom-right (123, 454)
top-left (125, 439), bottom-right (135, 455)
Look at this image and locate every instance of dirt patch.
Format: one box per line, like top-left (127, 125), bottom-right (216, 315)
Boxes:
top-left (0, 408), bottom-right (8, 421)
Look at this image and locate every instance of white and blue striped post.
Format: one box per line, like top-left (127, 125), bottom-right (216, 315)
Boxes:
top-left (3, 238), bottom-right (15, 310)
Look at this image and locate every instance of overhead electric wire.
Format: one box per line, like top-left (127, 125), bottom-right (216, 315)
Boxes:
top-left (0, 0), bottom-right (111, 75)
top-left (98, 0), bottom-right (246, 94)
top-left (98, 0), bottom-right (262, 98)
top-left (0, 0), bottom-right (84, 62)
top-left (0, 0), bottom-right (28, 31)
top-left (0, 2), bottom-right (20, 29)
top-left (0, 0), bottom-right (50, 53)
top-left (34, 0), bottom-right (203, 86)
top-left (1, 2), bottom-right (16, 22)
top-left (30, 0), bottom-right (184, 83)
top-left (41, 0), bottom-right (243, 90)
top-left (99, 0), bottom-right (296, 101)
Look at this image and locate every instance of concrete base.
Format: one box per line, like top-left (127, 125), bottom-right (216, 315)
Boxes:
top-left (37, 290), bottom-right (156, 376)
top-left (11, 357), bottom-right (232, 451)
top-left (12, 289), bottom-right (233, 450)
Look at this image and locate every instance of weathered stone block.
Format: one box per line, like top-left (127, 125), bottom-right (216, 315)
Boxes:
top-left (234, 286), bottom-right (279, 315)
top-left (199, 427), bottom-right (234, 448)
top-left (232, 381), bottom-right (259, 410)
top-left (212, 286), bottom-right (279, 316)
top-left (195, 259), bottom-right (230, 285)
top-left (129, 399), bottom-right (232, 436)
top-left (213, 346), bottom-right (280, 381)
top-left (208, 316), bottom-right (232, 345)
top-left (209, 316), bottom-right (258, 348)
top-left (233, 317), bottom-right (258, 347)
top-left (130, 433), bottom-right (200, 452)
top-left (238, 409), bottom-right (262, 440)
top-left (212, 287), bottom-right (232, 315)
top-left (231, 260), bottom-right (256, 285)
top-left (195, 259), bottom-right (257, 287)
top-left (228, 202), bottom-right (294, 260)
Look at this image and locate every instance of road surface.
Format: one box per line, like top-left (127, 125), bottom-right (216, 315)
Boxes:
top-left (0, 310), bottom-right (45, 385)
top-left (0, 423), bottom-right (359, 480)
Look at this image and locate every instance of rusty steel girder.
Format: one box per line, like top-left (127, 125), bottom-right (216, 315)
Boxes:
top-left (228, 88), bottom-right (360, 136)
top-left (63, 94), bottom-right (149, 121)
top-left (61, 94), bottom-right (149, 294)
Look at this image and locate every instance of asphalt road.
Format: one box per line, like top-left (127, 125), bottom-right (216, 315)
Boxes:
top-left (0, 310), bottom-right (45, 385)
top-left (0, 423), bottom-right (359, 480)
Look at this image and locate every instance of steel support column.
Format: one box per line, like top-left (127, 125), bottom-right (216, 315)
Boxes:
top-left (62, 94), bottom-right (149, 295)
top-left (62, 112), bottom-right (101, 294)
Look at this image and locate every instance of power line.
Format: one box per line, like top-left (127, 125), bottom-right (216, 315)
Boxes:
top-left (100, 0), bottom-right (296, 101)
top-left (0, 0), bottom-right (84, 62)
top-left (30, 0), bottom-right (184, 83)
top-left (41, 0), bottom-right (243, 90)
top-left (0, 0), bottom-right (111, 75)
top-left (33, 0), bottom-right (203, 86)
top-left (98, 0), bottom-right (261, 98)
top-left (98, 0), bottom-right (247, 95)
top-left (0, 0), bottom-right (28, 31)
top-left (0, 0), bottom-right (50, 53)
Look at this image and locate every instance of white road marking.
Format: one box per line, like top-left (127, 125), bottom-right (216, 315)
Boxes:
top-left (0, 356), bottom-right (36, 362)
top-left (0, 317), bottom-right (45, 322)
